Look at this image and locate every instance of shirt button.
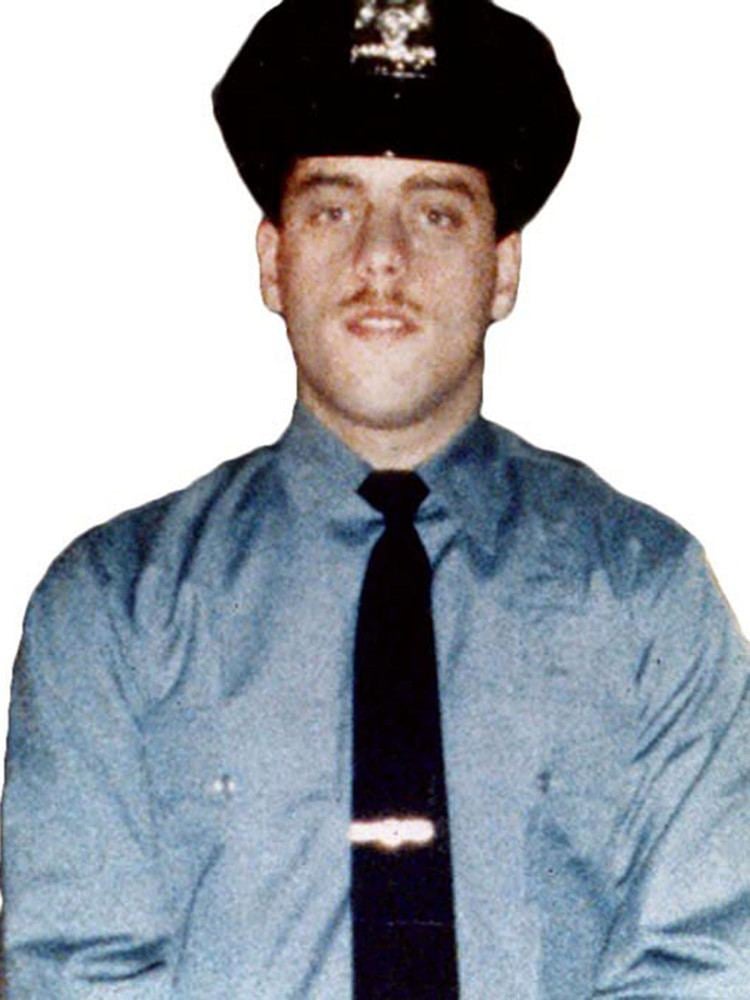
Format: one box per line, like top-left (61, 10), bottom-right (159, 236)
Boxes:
top-left (209, 773), bottom-right (236, 800)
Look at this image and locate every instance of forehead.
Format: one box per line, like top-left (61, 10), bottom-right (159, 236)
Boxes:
top-left (284, 155), bottom-right (492, 202)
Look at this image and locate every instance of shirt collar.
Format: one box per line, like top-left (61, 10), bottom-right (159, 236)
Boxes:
top-left (275, 403), bottom-right (511, 555)
top-left (275, 403), bottom-right (372, 519)
top-left (419, 414), bottom-right (511, 555)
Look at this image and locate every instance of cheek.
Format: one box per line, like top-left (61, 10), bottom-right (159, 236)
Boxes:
top-left (416, 252), bottom-right (496, 321)
top-left (279, 244), bottom-right (350, 317)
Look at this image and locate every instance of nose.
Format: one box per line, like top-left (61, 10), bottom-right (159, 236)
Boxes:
top-left (353, 206), bottom-right (409, 286)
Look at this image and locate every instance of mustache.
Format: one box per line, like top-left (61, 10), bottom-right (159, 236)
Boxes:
top-left (338, 287), bottom-right (423, 314)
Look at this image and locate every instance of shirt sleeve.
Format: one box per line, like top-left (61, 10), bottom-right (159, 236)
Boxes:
top-left (2, 539), bottom-right (175, 998)
top-left (593, 540), bottom-right (750, 997)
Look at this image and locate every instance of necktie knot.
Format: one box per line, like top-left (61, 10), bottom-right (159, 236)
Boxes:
top-left (358, 471), bottom-right (429, 524)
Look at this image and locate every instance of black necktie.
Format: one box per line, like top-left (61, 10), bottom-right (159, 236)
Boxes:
top-left (351, 471), bottom-right (459, 999)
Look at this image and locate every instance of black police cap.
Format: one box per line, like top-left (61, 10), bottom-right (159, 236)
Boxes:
top-left (213, 0), bottom-right (580, 234)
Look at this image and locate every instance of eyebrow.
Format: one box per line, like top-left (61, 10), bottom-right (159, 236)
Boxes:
top-left (402, 175), bottom-right (478, 202)
top-left (288, 172), bottom-right (364, 196)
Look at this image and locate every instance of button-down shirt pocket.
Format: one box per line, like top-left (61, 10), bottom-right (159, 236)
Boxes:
top-left (144, 708), bottom-right (231, 920)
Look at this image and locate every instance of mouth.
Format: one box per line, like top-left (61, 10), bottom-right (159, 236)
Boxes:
top-left (344, 309), bottom-right (420, 339)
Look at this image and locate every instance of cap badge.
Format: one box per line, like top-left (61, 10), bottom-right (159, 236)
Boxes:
top-left (351, 0), bottom-right (436, 78)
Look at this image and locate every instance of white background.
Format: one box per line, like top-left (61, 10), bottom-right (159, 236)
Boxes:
top-left (1, 1), bottom-right (749, 757)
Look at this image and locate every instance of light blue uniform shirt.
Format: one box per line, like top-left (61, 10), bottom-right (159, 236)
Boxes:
top-left (4, 405), bottom-right (750, 997)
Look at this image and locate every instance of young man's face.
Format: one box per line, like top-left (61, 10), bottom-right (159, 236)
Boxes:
top-left (257, 155), bottom-right (520, 437)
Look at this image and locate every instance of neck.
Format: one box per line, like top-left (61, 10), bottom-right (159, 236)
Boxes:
top-left (299, 382), bottom-right (482, 470)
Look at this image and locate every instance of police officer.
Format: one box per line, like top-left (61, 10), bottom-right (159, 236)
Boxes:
top-left (3, 1), bottom-right (750, 997)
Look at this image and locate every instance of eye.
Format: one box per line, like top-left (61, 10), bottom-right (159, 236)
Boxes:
top-left (310, 204), bottom-right (351, 225)
top-left (421, 206), bottom-right (463, 231)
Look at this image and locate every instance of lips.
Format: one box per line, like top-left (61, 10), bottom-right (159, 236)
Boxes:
top-left (345, 309), bottom-right (420, 339)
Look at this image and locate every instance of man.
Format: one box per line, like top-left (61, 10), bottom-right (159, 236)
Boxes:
top-left (3, 0), bottom-right (750, 997)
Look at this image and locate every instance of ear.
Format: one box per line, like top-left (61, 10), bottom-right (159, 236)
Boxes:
top-left (491, 230), bottom-right (522, 322)
top-left (256, 218), bottom-right (283, 314)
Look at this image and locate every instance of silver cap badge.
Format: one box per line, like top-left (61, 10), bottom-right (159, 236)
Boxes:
top-left (351, 0), bottom-right (437, 78)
